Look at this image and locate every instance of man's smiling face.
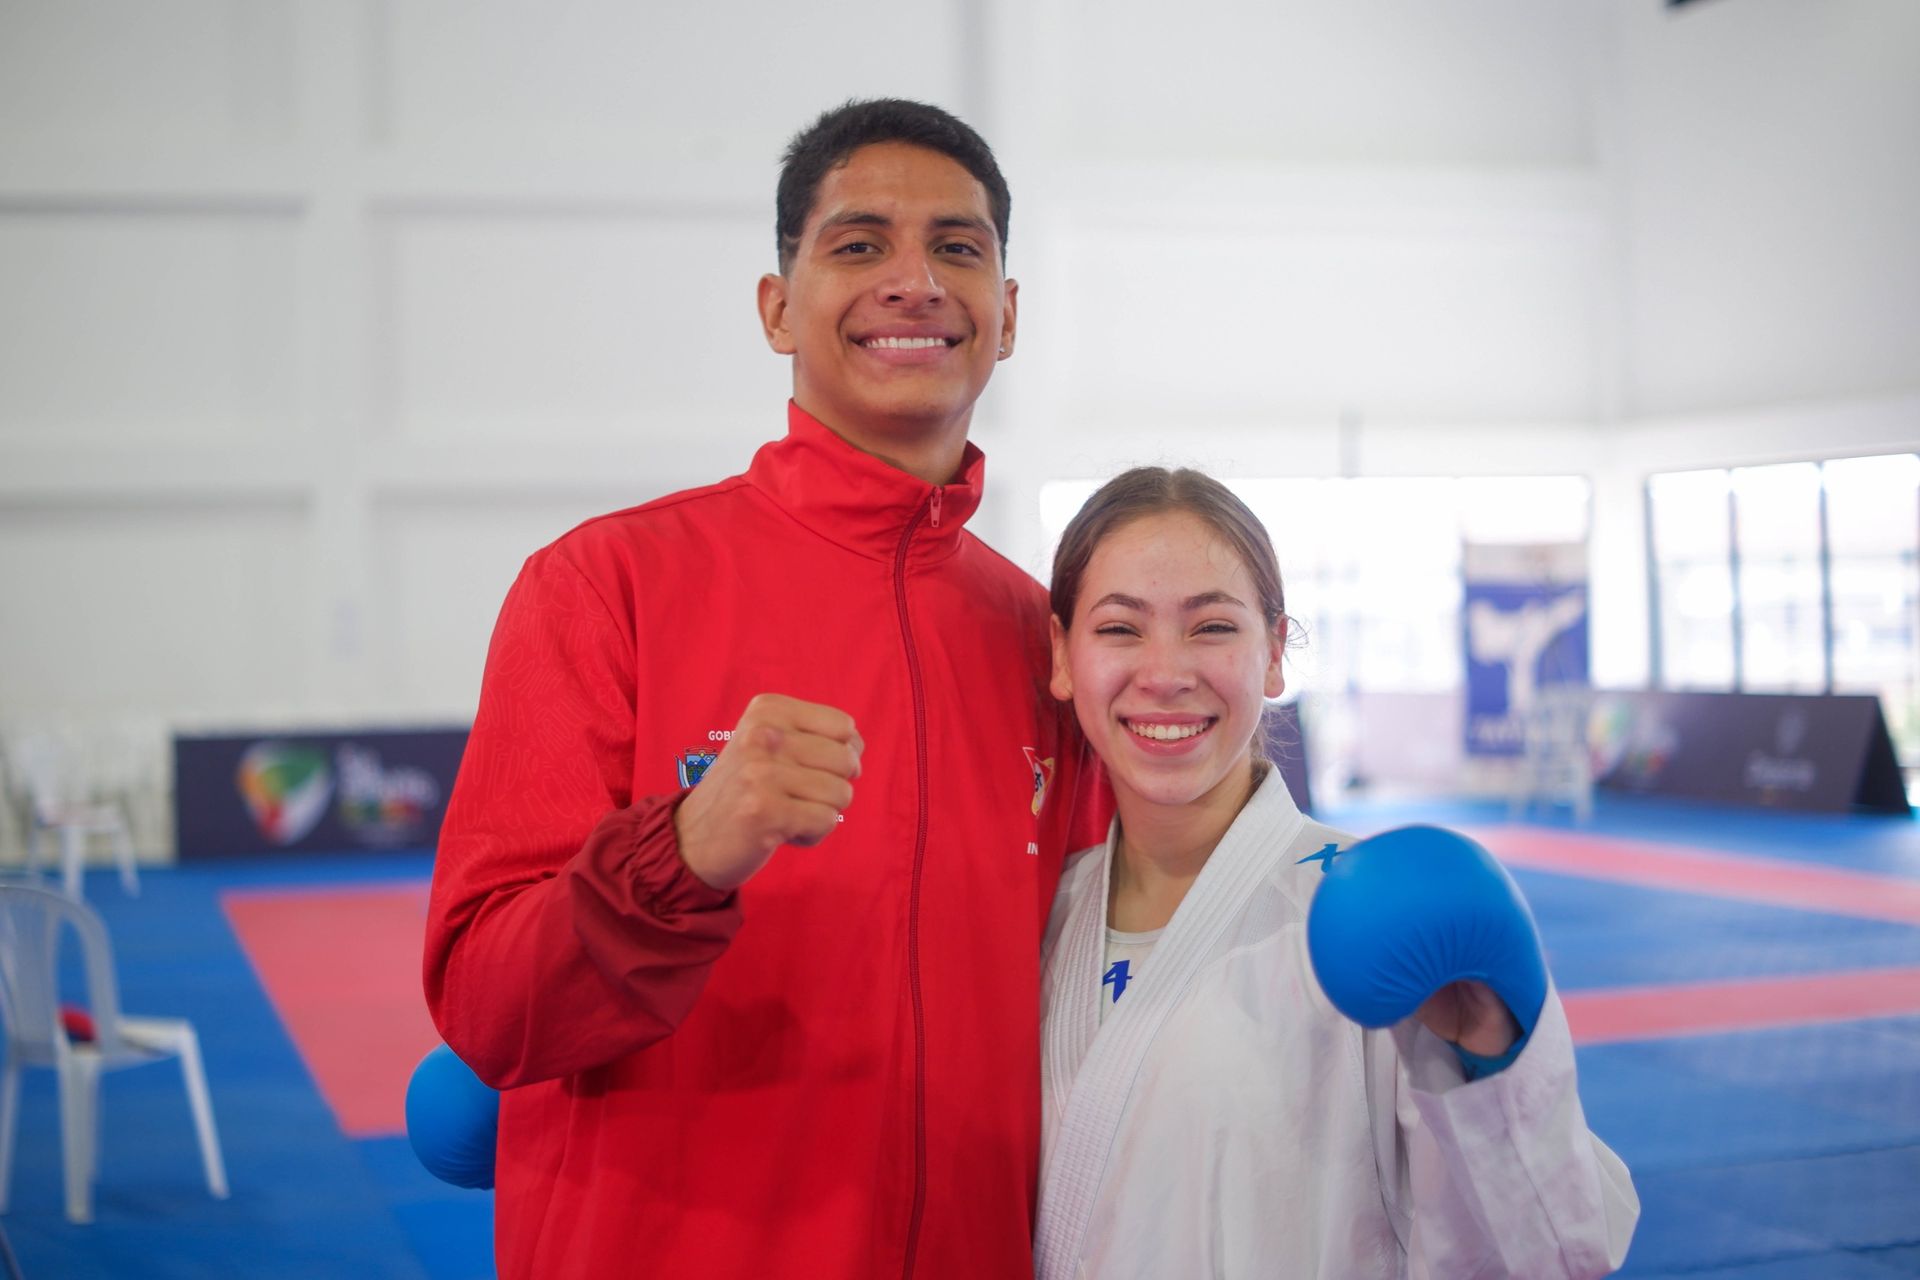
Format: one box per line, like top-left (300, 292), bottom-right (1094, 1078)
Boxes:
top-left (758, 141), bottom-right (1017, 479)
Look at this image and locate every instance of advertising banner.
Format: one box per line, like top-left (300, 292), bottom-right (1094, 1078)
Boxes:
top-left (1591, 691), bottom-right (1908, 815)
top-left (174, 727), bottom-right (469, 857)
top-left (1461, 542), bottom-right (1589, 758)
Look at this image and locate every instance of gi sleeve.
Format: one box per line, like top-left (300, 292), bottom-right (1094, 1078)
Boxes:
top-left (1372, 988), bottom-right (1641, 1279)
top-left (423, 544), bottom-right (743, 1089)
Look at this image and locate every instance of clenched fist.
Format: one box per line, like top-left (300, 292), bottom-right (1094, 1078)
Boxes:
top-left (674, 693), bottom-right (864, 892)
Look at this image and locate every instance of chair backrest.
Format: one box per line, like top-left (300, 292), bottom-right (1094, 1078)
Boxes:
top-left (0, 734), bottom-right (66, 824)
top-left (0, 884), bottom-right (126, 1063)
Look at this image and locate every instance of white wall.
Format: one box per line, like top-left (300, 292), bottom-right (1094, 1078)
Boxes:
top-left (1, 0), bottom-right (1916, 851)
top-left (1611, 0), bottom-right (1920, 418)
top-left (0, 0), bottom-right (980, 738)
top-left (1585, 0), bottom-right (1920, 687)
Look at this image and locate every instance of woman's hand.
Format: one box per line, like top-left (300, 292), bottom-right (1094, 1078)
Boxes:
top-left (1415, 979), bottom-right (1520, 1058)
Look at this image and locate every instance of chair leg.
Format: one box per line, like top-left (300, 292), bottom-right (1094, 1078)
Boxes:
top-left (61, 826), bottom-right (85, 901)
top-left (177, 1029), bottom-right (227, 1199)
top-left (114, 817), bottom-right (140, 897)
top-left (24, 825), bottom-right (44, 882)
top-left (0, 1062), bottom-right (18, 1212)
top-left (57, 1057), bottom-right (99, 1224)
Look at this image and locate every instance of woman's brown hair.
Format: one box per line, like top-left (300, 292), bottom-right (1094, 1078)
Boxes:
top-left (1050, 467), bottom-right (1287, 633)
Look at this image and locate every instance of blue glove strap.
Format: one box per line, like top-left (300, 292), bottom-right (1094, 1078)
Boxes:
top-left (1452, 1027), bottom-right (1531, 1081)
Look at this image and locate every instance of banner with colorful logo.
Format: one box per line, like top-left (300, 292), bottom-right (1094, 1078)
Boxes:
top-left (1461, 542), bottom-right (1589, 758)
top-left (174, 727), bottom-right (468, 857)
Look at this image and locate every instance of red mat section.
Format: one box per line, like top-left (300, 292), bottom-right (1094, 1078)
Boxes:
top-left (1564, 965), bottom-right (1920, 1045)
top-left (222, 883), bottom-right (438, 1138)
top-left (1469, 827), bottom-right (1920, 926)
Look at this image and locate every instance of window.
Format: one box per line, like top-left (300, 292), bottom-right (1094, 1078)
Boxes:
top-left (1732, 462), bottom-right (1824, 691)
top-left (1649, 469), bottom-right (1735, 689)
top-left (1648, 452), bottom-right (1920, 761)
top-left (1826, 454), bottom-right (1920, 753)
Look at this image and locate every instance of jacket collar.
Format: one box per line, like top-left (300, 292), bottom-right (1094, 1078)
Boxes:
top-left (745, 402), bottom-right (986, 564)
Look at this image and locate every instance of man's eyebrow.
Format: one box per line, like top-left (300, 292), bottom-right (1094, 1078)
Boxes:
top-left (931, 214), bottom-right (996, 239)
top-left (815, 210), bottom-right (997, 239)
top-left (818, 210), bottom-right (891, 232)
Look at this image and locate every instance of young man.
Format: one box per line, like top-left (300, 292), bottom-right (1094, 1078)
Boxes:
top-left (424, 99), bottom-right (1100, 1279)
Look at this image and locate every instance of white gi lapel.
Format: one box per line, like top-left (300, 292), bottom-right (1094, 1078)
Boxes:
top-left (1035, 770), bottom-right (1306, 1276)
top-left (1042, 825), bottom-right (1116, 1118)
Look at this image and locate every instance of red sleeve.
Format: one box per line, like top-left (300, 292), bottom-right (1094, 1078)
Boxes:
top-left (1063, 722), bottom-right (1114, 852)
top-left (423, 544), bottom-right (742, 1089)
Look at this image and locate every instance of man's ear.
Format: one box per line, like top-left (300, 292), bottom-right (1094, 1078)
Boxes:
top-left (997, 277), bottom-right (1019, 361)
top-left (1049, 613), bottom-right (1072, 701)
top-left (758, 273), bottom-right (795, 354)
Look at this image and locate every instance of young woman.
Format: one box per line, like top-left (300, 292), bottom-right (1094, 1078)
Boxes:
top-left (1034, 468), bottom-right (1638, 1279)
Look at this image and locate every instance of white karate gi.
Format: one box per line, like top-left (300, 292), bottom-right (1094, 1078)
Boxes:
top-left (1036, 770), bottom-right (1639, 1279)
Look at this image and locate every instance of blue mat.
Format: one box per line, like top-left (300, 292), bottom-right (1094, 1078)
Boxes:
top-left (7, 795), bottom-right (1920, 1277)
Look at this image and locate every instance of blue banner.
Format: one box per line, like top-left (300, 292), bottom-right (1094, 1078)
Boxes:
top-left (1461, 543), bottom-right (1589, 758)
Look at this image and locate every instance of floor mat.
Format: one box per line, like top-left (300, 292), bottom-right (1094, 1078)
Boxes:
top-left (221, 883), bottom-right (439, 1137)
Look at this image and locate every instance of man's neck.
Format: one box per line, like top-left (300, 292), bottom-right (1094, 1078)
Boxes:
top-left (797, 401), bottom-right (972, 486)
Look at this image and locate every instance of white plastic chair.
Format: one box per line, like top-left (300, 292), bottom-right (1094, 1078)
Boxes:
top-left (1508, 684), bottom-right (1595, 823)
top-left (0, 885), bottom-right (226, 1224)
top-left (4, 736), bottom-right (139, 901)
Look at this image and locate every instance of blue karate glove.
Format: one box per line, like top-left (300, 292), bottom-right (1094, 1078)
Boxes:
top-left (1305, 826), bottom-right (1547, 1075)
top-left (405, 1042), bottom-right (499, 1189)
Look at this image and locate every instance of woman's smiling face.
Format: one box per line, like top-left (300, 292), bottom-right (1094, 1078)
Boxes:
top-left (1051, 510), bottom-right (1285, 818)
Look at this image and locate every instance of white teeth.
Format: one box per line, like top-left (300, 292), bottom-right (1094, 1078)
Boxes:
top-left (1127, 721), bottom-right (1209, 742)
top-left (865, 336), bottom-right (947, 349)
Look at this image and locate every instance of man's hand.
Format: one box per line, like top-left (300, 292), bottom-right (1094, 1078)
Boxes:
top-left (674, 694), bottom-right (863, 892)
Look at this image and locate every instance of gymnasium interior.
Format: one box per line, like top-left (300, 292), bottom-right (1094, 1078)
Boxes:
top-left (1, 1), bottom-right (1917, 1276)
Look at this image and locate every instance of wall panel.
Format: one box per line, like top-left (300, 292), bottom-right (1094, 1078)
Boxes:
top-left (0, 208), bottom-right (303, 441)
top-left (1055, 220), bottom-right (1600, 425)
top-left (369, 494), bottom-right (646, 715)
top-left (373, 208), bottom-right (790, 444)
top-left (0, 0), bottom-right (297, 150)
top-left (0, 500), bottom-right (310, 713)
top-left (1064, 0), bottom-right (1594, 168)
top-left (373, 0), bottom-right (971, 196)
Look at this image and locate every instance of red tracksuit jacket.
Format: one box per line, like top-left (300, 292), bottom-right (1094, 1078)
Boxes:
top-left (425, 403), bottom-right (1103, 1278)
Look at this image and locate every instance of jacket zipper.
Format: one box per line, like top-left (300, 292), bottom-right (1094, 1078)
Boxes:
top-left (894, 491), bottom-right (933, 1280)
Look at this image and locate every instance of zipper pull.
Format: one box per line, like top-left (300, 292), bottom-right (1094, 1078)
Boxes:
top-left (929, 487), bottom-right (943, 528)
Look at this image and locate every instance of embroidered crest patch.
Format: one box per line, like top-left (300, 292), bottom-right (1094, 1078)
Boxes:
top-left (1023, 746), bottom-right (1055, 816)
top-left (675, 749), bottom-right (718, 789)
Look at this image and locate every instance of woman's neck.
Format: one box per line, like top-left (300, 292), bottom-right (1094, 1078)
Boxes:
top-left (1107, 763), bottom-right (1265, 933)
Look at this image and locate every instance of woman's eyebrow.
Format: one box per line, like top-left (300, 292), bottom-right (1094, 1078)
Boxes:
top-left (1182, 590), bottom-right (1249, 611)
top-left (1088, 590), bottom-right (1249, 613)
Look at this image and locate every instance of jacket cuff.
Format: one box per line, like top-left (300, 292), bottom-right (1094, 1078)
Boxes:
top-left (596, 790), bottom-right (737, 917)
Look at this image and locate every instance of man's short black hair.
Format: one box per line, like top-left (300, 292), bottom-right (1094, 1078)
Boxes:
top-left (775, 98), bottom-right (1010, 275)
